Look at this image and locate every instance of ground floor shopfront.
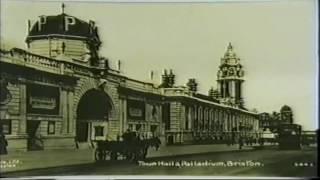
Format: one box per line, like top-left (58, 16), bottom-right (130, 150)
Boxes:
top-left (1, 79), bottom-right (259, 152)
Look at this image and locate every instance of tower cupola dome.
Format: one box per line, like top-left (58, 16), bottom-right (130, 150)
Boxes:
top-left (26, 13), bottom-right (101, 48)
top-left (25, 7), bottom-right (102, 64)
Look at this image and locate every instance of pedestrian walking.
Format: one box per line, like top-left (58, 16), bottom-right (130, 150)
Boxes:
top-left (249, 136), bottom-right (253, 146)
top-left (259, 137), bottom-right (264, 146)
top-left (0, 131), bottom-right (8, 155)
top-left (238, 136), bottom-right (243, 150)
top-left (231, 131), bottom-right (235, 145)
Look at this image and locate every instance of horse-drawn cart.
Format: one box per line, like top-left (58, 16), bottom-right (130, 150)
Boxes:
top-left (94, 134), bottom-right (161, 162)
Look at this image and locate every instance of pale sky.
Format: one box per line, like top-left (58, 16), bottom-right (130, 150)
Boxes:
top-left (0, 0), bottom-right (318, 130)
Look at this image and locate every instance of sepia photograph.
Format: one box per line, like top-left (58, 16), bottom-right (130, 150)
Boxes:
top-left (0, 0), bottom-right (318, 179)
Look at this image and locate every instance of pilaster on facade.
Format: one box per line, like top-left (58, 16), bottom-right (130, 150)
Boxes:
top-left (60, 89), bottom-right (68, 135)
top-left (67, 91), bottom-right (75, 135)
top-left (18, 83), bottom-right (27, 136)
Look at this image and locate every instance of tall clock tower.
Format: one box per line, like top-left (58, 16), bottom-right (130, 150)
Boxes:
top-left (217, 43), bottom-right (245, 108)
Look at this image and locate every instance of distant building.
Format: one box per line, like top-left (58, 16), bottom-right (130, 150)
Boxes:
top-left (259, 105), bottom-right (304, 137)
top-left (258, 112), bottom-right (280, 131)
top-left (280, 105), bottom-right (294, 124)
top-left (301, 130), bottom-right (317, 145)
top-left (259, 112), bottom-right (271, 130)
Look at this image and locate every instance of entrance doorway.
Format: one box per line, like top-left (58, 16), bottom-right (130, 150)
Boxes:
top-left (76, 89), bottom-right (113, 144)
top-left (76, 122), bottom-right (89, 142)
top-left (27, 120), bottom-right (43, 150)
top-left (167, 135), bottom-right (174, 145)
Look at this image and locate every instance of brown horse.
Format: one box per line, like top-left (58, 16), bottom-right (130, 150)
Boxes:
top-left (147, 137), bottom-right (161, 150)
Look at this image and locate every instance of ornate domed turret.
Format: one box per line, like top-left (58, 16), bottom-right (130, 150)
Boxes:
top-left (280, 105), bottom-right (292, 112)
top-left (25, 5), bottom-right (102, 65)
top-left (26, 14), bottom-right (101, 46)
top-left (220, 43), bottom-right (241, 66)
top-left (223, 43), bottom-right (237, 59)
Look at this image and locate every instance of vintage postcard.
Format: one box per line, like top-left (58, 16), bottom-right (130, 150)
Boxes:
top-left (0, 0), bottom-right (318, 179)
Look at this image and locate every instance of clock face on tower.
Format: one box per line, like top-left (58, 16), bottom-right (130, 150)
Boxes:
top-left (228, 67), bottom-right (235, 76)
top-left (238, 70), bottom-right (244, 77)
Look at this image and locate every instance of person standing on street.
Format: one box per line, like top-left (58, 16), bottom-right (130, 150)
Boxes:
top-left (238, 136), bottom-right (243, 150)
top-left (0, 130), bottom-right (8, 155)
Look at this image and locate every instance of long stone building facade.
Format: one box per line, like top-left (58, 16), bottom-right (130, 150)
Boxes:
top-left (0, 11), bottom-right (259, 151)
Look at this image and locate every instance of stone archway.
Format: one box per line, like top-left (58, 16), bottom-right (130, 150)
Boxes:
top-left (75, 89), bottom-right (113, 143)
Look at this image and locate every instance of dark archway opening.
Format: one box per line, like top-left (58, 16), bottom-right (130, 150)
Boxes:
top-left (76, 89), bottom-right (112, 142)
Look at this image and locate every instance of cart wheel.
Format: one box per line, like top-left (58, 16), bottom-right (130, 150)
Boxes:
top-left (101, 151), bottom-right (106, 160)
top-left (106, 151), bottom-right (111, 160)
top-left (95, 149), bottom-right (102, 161)
top-left (143, 149), bottom-right (148, 159)
top-left (125, 152), bottom-right (132, 161)
top-left (110, 151), bottom-right (118, 160)
top-left (135, 150), bottom-right (144, 161)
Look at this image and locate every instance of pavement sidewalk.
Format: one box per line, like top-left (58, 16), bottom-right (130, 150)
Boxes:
top-left (0, 144), bottom-right (253, 173)
top-left (147, 144), bottom-right (253, 158)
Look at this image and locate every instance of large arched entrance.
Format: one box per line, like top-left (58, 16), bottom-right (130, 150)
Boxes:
top-left (76, 89), bottom-right (113, 143)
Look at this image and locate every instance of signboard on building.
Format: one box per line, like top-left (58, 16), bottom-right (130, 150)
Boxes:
top-left (27, 84), bottom-right (60, 115)
top-left (127, 99), bottom-right (145, 120)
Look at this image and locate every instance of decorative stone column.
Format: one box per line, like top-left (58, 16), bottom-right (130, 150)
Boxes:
top-left (61, 89), bottom-right (68, 134)
top-left (18, 84), bottom-right (27, 135)
top-left (67, 91), bottom-right (74, 135)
